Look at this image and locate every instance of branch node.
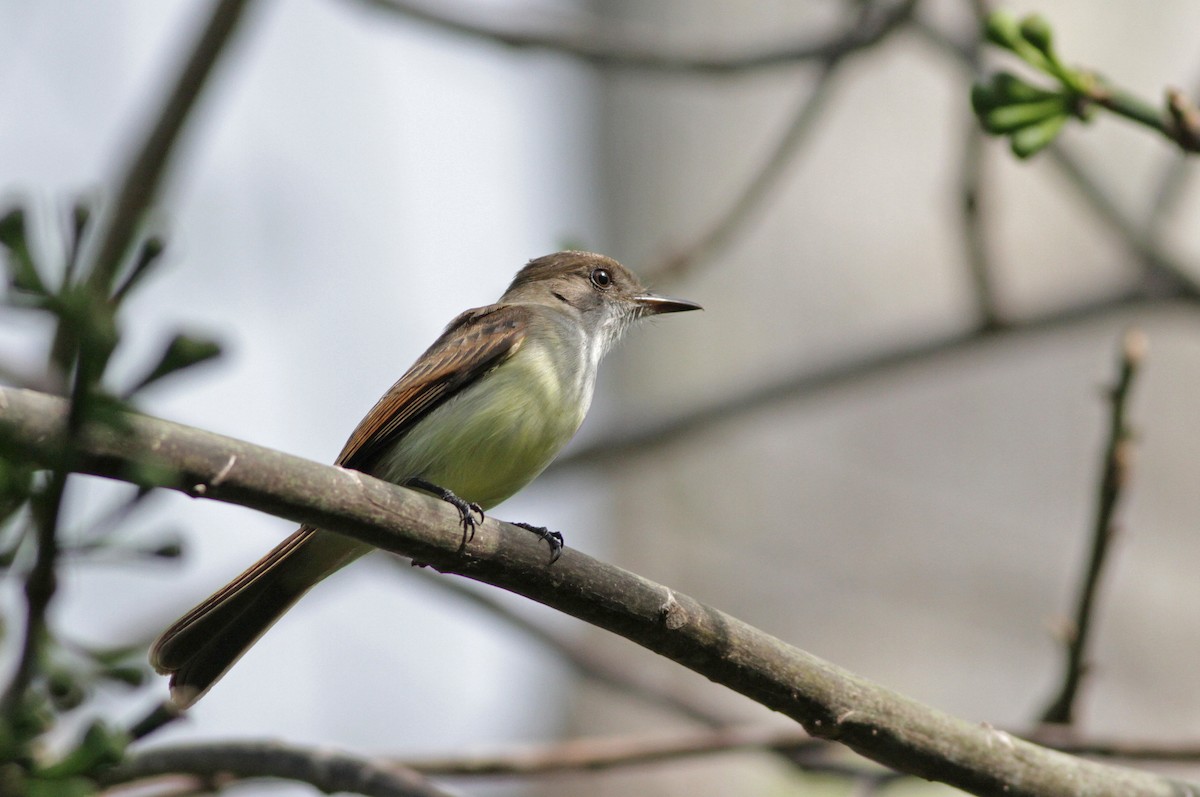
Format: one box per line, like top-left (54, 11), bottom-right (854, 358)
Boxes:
top-left (659, 589), bottom-right (688, 630)
top-left (210, 454), bottom-right (237, 487)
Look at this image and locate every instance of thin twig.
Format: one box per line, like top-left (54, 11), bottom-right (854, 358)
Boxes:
top-left (554, 290), bottom-right (1169, 470)
top-left (647, 65), bottom-right (841, 284)
top-left (0, 464), bottom-right (68, 719)
top-left (98, 777), bottom-right (214, 797)
top-left (960, 116), bottom-right (1002, 329)
top-left (953, 0), bottom-right (1002, 330)
top-left (352, 0), bottom-right (916, 75)
top-left (1045, 144), bottom-right (1200, 297)
top-left (99, 724), bottom-right (1200, 796)
top-left (1081, 83), bottom-right (1200, 155)
top-left (400, 561), bottom-right (730, 726)
top-left (646, 0), bottom-right (918, 282)
top-left (0, 351), bottom-right (92, 717)
top-left (99, 742), bottom-right (456, 797)
top-left (85, 0), bottom-right (255, 295)
top-left (1146, 75), bottom-right (1200, 227)
top-left (1039, 329), bottom-right (1146, 725)
top-left (402, 725), bottom-right (822, 776)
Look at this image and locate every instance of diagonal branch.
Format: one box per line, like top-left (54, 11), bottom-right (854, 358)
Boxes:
top-left (1045, 145), bottom-right (1200, 297)
top-left (1039, 329), bottom-right (1145, 725)
top-left (350, 0), bottom-right (917, 75)
top-left (400, 561), bottom-right (731, 726)
top-left (98, 741), bottom-right (455, 797)
top-left (0, 385), bottom-right (1195, 797)
top-left (645, 0), bottom-right (917, 283)
top-left (86, 0), bottom-right (256, 295)
top-left (554, 291), bottom-right (1172, 470)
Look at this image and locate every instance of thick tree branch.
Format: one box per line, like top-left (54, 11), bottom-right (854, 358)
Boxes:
top-left (0, 385), bottom-right (1194, 796)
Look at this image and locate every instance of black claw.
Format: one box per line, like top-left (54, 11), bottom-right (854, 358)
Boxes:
top-left (405, 478), bottom-right (484, 547)
top-left (513, 522), bottom-right (565, 564)
top-left (444, 493), bottom-right (482, 545)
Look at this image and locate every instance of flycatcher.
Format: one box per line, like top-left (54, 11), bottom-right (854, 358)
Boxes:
top-left (150, 251), bottom-right (701, 707)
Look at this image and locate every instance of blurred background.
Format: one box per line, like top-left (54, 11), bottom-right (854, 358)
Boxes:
top-left (3, 0), bottom-right (1200, 794)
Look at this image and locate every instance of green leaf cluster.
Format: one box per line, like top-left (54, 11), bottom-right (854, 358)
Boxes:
top-left (0, 200), bottom-right (216, 792)
top-left (972, 11), bottom-right (1095, 158)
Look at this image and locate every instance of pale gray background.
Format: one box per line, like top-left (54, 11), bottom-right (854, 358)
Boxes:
top-left (3, 1), bottom-right (1200, 795)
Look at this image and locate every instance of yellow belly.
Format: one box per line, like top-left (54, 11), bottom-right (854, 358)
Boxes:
top-left (370, 342), bottom-right (589, 509)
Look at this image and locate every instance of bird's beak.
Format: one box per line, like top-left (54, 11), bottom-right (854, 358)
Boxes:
top-left (633, 294), bottom-right (703, 315)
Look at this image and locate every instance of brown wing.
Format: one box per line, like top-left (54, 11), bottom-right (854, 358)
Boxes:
top-left (335, 303), bottom-right (530, 472)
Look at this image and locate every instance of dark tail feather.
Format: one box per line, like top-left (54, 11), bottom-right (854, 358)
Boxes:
top-left (150, 526), bottom-right (367, 707)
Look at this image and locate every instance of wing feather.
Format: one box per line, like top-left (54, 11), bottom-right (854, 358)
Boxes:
top-left (336, 303), bottom-right (529, 471)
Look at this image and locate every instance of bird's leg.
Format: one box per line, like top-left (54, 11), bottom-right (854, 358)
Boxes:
top-left (512, 522), bottom-right (565, 564)
top-left (404, 478), bottom-right (484, 546)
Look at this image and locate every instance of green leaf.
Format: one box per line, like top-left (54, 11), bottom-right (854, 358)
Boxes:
top-left (27, 776), bottom-right (97, 797)
top-left (1011, 112), bottom-right (1068, 158)
top-left (129, 332), bottom-right (222, 394)
top-left (110, 236), bottom-right (166, 305)
top-left (99, 664), bottom-right (147, 688)
top-left (46, 669), bottom-right (86, 712)
top-left (1018, 14), bottom-right (1055, 57)
top-left (35, 721), bottom-right (128, 779)
top-left (991, 72), bottom-right (1060, 104)
top-left (983, 10), bottom-right (1022, 50)
top-left (981, 98), bottom-right (1067, 134)
top-left (0, 207), bottom-right (47, 296)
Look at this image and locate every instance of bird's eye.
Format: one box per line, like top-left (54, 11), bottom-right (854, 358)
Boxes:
top-left (590, 267), bottom-right (612, 289)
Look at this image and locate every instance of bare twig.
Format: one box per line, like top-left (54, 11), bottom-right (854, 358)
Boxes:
top-left (960, 120), bottom-right (1002, 329)
top-left (2, 385), bottom-right (1196, 797)
top-left (85, 0), bottom-right (256, 295)
top-left (1147, 76), bottom-right (1200, 228)
top-left (401, 725), bottom-right (822, 776)
top-left (646, 66), bottom-right (841, 284)
top-left (99, 741), bottom-right (456, 797)
top-left (1045, 144), bottom-right (1200, 297)
top-left (554, 290), bottom-right (1167, 470)
top-left (0, 460), bottom-right (68, 719)
top-left (101, 725), bottom-right (1200, 793)
top-left (1039, 731), bottom-right (1200, 762)
top-left (1079, 83), bottom-right (1200, 156)
top-left (646, 0), bottom-right (918, 282)
top-left (1039, 329), bottom-right (1145, 725)
top-left (0, 346), bottom-right (92, 717)
top-left (954, 1), bottom-right (1001, 328)
top-left (351, 0), bottom-right (917, 75)
top-left (400, 561), bottom-right (730, 726)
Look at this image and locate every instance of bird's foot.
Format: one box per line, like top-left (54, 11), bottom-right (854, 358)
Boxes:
top-left (405, 478), bottom-right (484, 546)
top-left (512, 522), bottom-right (565, 564)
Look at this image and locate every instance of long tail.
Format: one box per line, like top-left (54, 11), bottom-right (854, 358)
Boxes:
top-left (150, 527), bottom-right (368, 708)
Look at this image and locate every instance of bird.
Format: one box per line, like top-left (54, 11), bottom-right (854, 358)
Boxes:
top-left (150, 251), bottom-right (701, 707)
